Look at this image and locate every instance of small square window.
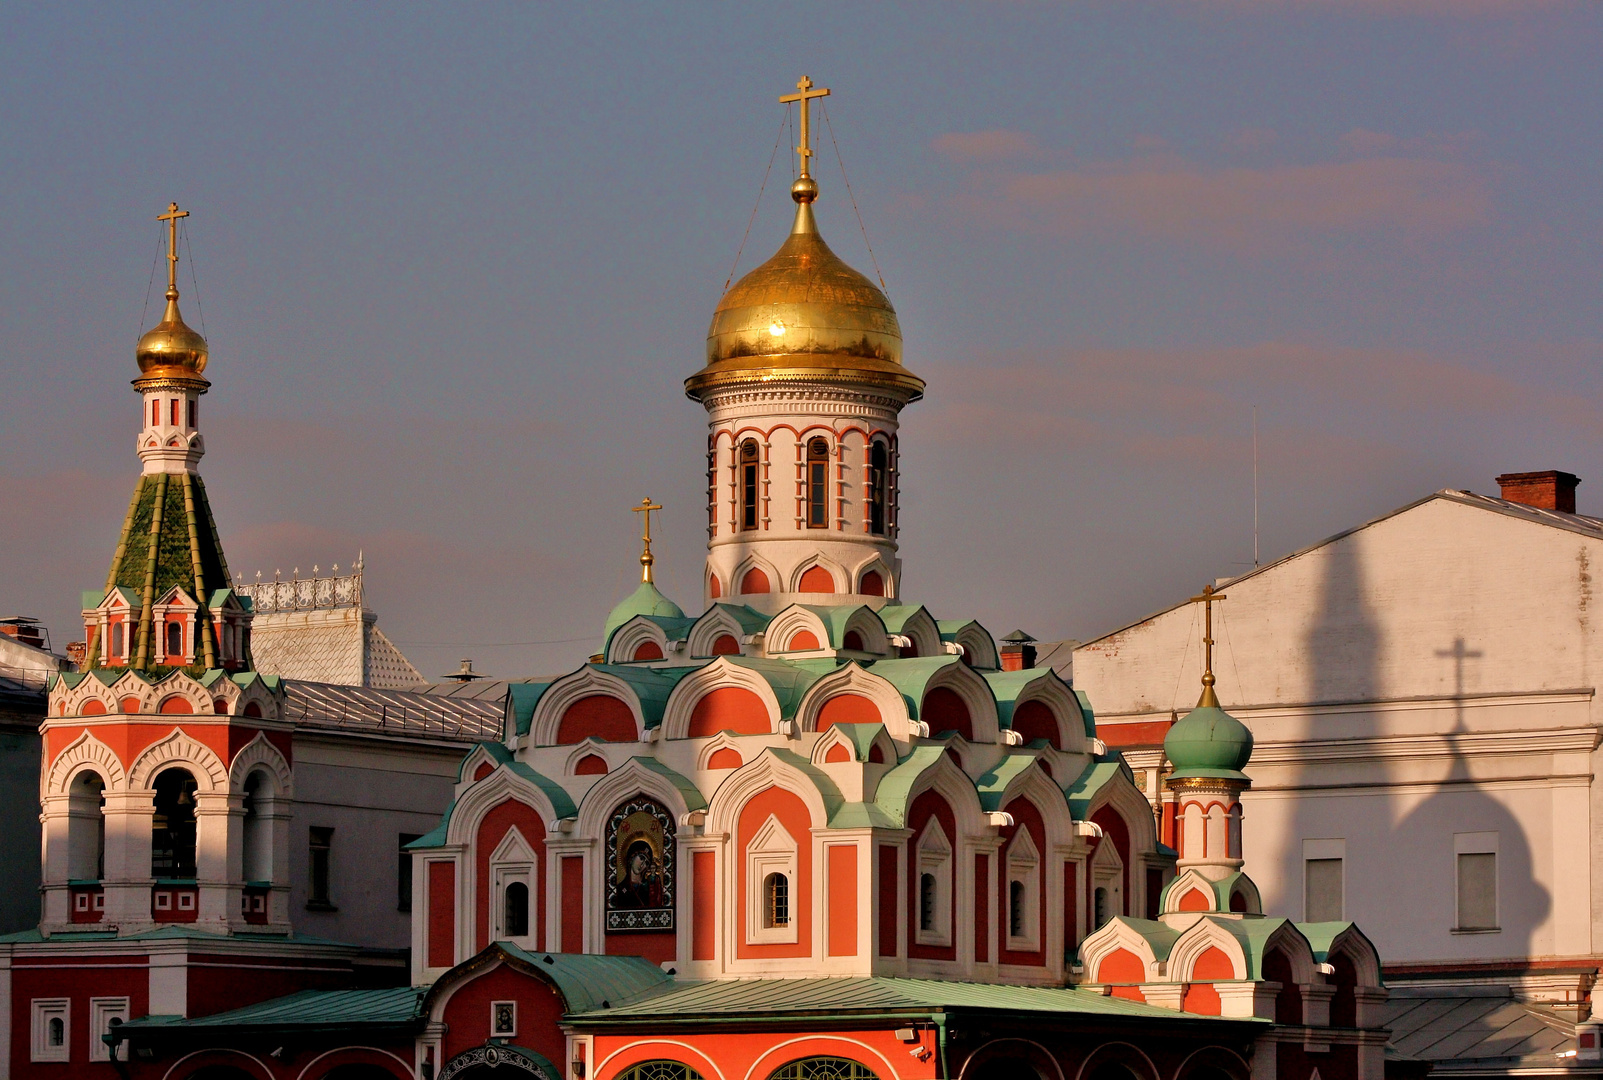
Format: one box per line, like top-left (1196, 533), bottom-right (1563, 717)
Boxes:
top-left (31, 998), bottom-right (69, 1063)
top-left (154, 891), bottom-right (171, 910)
top-left (93, 894), bottom-right (104, 911)
top-left (491, 1000), bottom-right (517, 1037)
top-left (177, 892), bottom-right (195, 910)
top-left (74, 893), bottom-right (88, 912)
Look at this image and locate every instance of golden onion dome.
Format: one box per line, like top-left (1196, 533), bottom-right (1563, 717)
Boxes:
top-left (134, 286), bottom-right (209, 388)
top-left (687, 178), bottom-right (923, 401)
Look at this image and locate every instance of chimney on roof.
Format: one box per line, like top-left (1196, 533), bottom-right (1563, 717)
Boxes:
top-left (1496, 471), bottom-right (1580, 514)
top-left (999, 630), bottom-right (1037, 672)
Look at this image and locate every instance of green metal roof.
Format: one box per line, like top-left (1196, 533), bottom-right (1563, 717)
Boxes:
top-left (602, 582), bottom-right (687, 655)
top-left (507, 682), bottom-right (555, 736)
top-left (871, 745), bottom-right (948, 826)
top-left (493, 944), bottom-right (673, 1013)
top-left (875, 604), bottom-right (932, 634)
top-left (868, 656), bottom-right (978, 723)
top-left (723, 656), bottom-right (827, 718)
top-left (628, 757), bottom-right (707, 812)
top-left (974, 754), bottom-right (1050, 812)
top-left (828, 722), bottom-right (886, 762)
top-left (118, 986), bottom-right (425, 1033)
top-left (566, 975), bottom-right (1257, 1025)
top-left (1064, 759), bottom-right (1130, 818)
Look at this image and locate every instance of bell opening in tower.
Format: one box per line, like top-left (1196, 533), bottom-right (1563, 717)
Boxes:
top-left (807, 438), bottom-right (829, 529)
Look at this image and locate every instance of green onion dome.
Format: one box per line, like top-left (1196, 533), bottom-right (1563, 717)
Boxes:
top-left (1164, 704), bottom-right (1254, 782)
top-left (602, 581), bottom-right (685, 653)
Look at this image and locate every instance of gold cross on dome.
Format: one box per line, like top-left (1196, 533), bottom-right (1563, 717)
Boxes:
top-left (779, 75), bottom-right (831, 179)
top-left (156, 202), bottom-right (190, 292)
top-left (1186, 583), bottom-right (1228, 707)
top-left (633, 498), bottom-right (663, 583)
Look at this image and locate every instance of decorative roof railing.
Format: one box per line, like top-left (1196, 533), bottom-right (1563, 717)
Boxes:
top-left (281, 679), bottom-right (503, 743)
top-left (237, 555), bottom-right (364, 614)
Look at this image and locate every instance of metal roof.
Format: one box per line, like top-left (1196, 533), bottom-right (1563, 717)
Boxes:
top-left (567, 975), bottom-right (1256, 1024)
top-left (282, 679), bottom-right (503, 743)
top-left (1382, 988), bottom-right (1583, 1072)
top-left (119, 986), bottom-right (425, 1032)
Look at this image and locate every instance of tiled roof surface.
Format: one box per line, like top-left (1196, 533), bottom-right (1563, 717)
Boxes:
top-left (282, 680), bottom-right (503, 743)
top-left (247, 607), bottom-right (423, 688)
top-left (1382, 988), bottom-right (1580, 1070)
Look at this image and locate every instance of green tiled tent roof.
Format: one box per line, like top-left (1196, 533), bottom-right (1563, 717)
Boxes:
top-left (84, 470), bottom-right (236, 670)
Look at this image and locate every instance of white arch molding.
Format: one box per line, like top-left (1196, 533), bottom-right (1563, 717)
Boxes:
top-left (45, 730), bottom-right (127, 795)
top-left (594, 1038), bottom-right (730, 1080)
top-left (527, 667), bottom-right (646, 747)
top-left (294, 1046), bottom-right (415, 1080)
top-left (660, 658), bottom-right (784, 739)
top-left (445, 765), bottom-right (568, 847)
top-left (128, 728), bottom-right (229, 792)
top-left (227, 732), bottom-right (293, 800)
top-left (957, 1038), bottom-right (1068, 1080)
top-left (739, 1035), bottom-right (905, 1080)
top-left (794, 663), bottom-right (911, 740)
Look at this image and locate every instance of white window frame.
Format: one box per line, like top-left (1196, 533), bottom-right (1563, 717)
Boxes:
top-left (31, 998), bottom-right (70, 1063)
top-left (1302, 838), bottom-right (1346, 922)
top-left (489, 827), bottom-right (537, 947)
top-left (89, 997), bottom-right (130, 1063)
top-left (914, 818), bottom-right (953, 947)
top-left (491, 999), bottom-right (517, 1038)
top-left (1454, 832), bottom-right (1499, 933)
top-left (1006, 827), bottom-right (1041, 952)
top-left (746, 814), bottom-right (799, 945)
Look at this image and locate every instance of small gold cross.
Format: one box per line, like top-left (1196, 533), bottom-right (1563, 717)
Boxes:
top-left (632, 498), bottom-right (663, 583)
top-left (779, 75), bottom-right (831, 179)
top-left (156, 202), bottom-right (190, 292)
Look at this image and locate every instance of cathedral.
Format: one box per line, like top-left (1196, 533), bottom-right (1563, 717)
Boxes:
top-left (12, 79), bottom-right (1393, 1080)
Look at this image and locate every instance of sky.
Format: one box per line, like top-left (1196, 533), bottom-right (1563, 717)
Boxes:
top-left (3, 2), bottom-right (1601, 680)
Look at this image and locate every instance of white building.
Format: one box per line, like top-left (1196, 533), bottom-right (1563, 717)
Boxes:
top-left (1073, 472), bottom-right (1602, 1073)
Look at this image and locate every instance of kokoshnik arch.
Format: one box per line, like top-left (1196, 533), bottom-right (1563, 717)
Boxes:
top-left (12, 77), bottom-right (1396, 1080)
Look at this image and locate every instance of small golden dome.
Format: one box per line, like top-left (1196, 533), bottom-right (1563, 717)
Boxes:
top-left (135, 286), bottom-right (209, 387)
top-left (687, 185), bottom-right (922, 402)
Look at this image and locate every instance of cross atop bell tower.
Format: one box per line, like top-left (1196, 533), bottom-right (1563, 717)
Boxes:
top-left (156, 201), bottom-right (190, 297)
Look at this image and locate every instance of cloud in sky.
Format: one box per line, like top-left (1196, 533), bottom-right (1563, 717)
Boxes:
top-left (934, 138), bottom-right (1494, 249)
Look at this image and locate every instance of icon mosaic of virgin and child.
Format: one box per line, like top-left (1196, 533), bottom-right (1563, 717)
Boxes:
top-left (606, 799), bottom-right (675, 931)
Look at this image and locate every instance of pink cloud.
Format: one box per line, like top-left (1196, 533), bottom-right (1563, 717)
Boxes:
top-left (931, 129), bottom-right (1041, 161)
top-left (1340, 128), bottom-right (1484, 158)
top-left (955, 153), bottom-right (1492, 249)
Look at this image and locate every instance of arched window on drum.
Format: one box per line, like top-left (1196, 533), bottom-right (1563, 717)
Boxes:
top-left (868, 440), bottom-right (889, 535)
top-left (740, 439), bottom-right (760, 532)
top-left (807, 437), bottom-right (830, 529)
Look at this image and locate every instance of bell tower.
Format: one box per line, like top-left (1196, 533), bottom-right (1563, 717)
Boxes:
top-left (686, 76), bottom-right (924, 613)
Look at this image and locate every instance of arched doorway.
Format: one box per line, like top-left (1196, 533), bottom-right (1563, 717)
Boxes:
top-left (437, 1044), bottom-right (561, 1079)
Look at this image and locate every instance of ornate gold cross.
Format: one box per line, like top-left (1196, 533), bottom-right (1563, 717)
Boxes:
top-left (779, 75), bottom-right (831, 179)
top-left (156, 202), bottom-right (189, 291)
top-left (1187, 583), bottom-right (1227, 707)
top-left (633, 498), bottom-right (663, 583)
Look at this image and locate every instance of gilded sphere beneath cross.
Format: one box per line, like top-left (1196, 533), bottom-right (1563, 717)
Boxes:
top-left (791, 176), bottom-right (818, 203)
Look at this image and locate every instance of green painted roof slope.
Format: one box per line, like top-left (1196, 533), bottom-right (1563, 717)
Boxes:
top-left (118, 986), bottom-right (425, 1031)
top-left (566, 975), bottom-right (1260, 1024)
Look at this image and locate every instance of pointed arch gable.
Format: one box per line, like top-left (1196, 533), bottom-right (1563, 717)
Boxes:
top-left (788, 555), bottom-right (846, 595)
top-left (809, 722), bottom-right (895, 768)
top-left (796, 663), bottom-right (912, 740)
top-left (1079, 917), bottom-right (1162, 984)
top-left (1322, 924), bottom-right (1383, 986)
top-left (575, 757), bottom-right (706, 840)
top-left (1002, 671), bottom-right (1089, 753)
top-left (731, 554), bottom-right (780, 598)
top-left (882, 606), bottom-right (940, 657)
top-left (447, 765), bottom-right (569, 846)
top-left (528, 667), bottom-right (646, 747)
top-left (696, 730), bottom-right (750, 771)
top-left (921, 659), bottom-right (1001, 744)
top-left (1259, 919), bottom-right (1319, 985)
top-left (45, 730), bottom-right (127, 796)
top-left (227, 732), bottom-right (293, 800)
top-left (945, 621), bottom-right (1000, 670)
top-left (762, 606), bottom-right (832, 658)
top-left (851, 557), bottom-right (895, 599)
top-left (839, 606), bottom-right (891, 655)
top-left (1078, 767), bottom-right (1160, 856)
top-left (705, 749), bottom-right (833, 838)
top-left (659, 658), bottom-right (782, 739)
top-left (686, 607), bottom-right (756, 659)
top-left (1163, 868), bottom-right (1225, 915)
top-left (489, 823), bottom-right (537, 864)
top-left (894, 753), bottom-right (988, 838)
top-left (606, 617), bottom-right (671, 665)
top-left (1169, 918), bottom-right (1250, 982)
top-left (992, 762), bottom-right (1072, 844)
top-left (562, 739), bottom-right (617, 777)
top-left (128, 728), bottom-right (228, 792)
